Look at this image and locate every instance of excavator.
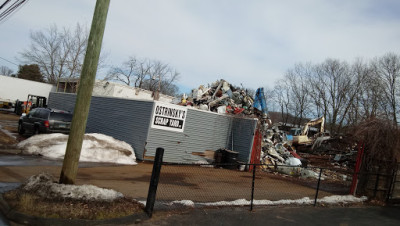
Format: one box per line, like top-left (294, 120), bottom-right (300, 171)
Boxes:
top-left (292, 116), bottom-right (326, 147)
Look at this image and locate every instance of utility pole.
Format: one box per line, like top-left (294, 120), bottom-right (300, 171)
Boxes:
top-left (59, 0), bottom-right (110, 184)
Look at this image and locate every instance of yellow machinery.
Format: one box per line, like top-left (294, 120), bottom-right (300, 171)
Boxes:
top-left (292, 116), bottom-right (325, 146)
top-left (14, 94), bottom-right (47, 115)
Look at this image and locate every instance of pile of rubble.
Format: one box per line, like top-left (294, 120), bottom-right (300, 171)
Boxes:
top-left (260, 126), bottom-right (357, 180)
top-left (261, 128), bottom-right (303, 167)
top-left (180, 79), bottom-right (260, 116)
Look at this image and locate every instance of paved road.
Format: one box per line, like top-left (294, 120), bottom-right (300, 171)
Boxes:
top-left (1, 152), bottom-right (399, 226)
top-left (140, 205), bottom-right (400, 226)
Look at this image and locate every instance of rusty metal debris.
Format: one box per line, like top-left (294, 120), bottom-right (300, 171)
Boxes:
top-left (180, 79), bottom-right (259, 116)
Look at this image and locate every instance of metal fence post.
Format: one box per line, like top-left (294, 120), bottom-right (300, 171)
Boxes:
top-left (373, 172), bottom-right (380, 198)
top-left (314, 168), bottom-right (323, 207)
top-left (250, 164), bottom-right (256, 211)
top-left (145, 148), bottom-right (164, 217)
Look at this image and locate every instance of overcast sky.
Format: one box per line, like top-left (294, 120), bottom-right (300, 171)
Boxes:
top-left (1, 0), bottom-right (400, 93)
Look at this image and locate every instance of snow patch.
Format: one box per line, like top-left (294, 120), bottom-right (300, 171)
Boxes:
top-left (167, 200), bottom-right (195, 207)
top-left (0, 124), bottom-right (16, 140)
top-left (17, 133), bottom-right (137, 165)
top-left (23, 173), bottom-right (123, 201)
top-left (318, 195), bottom-right (368, 204)
top-left (166, 195), bottom-right (367, 207)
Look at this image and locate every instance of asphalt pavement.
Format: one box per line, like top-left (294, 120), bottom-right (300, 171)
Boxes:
top-left (1, 151), bottom-right (399, 226)
top-left (140, 205), bottom-right (400, 226)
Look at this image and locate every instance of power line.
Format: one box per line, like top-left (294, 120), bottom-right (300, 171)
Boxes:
top-left (0, 0), bottom-right (11, 10)
top-left (0, 0), bottom-right (28, 23)
top-left (0, 56), bottom-right (18, 66)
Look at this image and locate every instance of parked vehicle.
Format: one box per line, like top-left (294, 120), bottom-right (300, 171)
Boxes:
top-left (18, 108), bottom-right (73, 135)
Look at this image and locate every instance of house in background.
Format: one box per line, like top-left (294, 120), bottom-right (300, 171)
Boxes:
top-left (56, 79), bottom-right (176, 103)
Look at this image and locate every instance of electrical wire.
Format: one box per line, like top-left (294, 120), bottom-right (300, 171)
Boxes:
top-left (0, 56), bottom-right (18, 66)
top-left (0, 0), bottom-right (11, 10)
top-left (0, 0), bottom-right (28, 23)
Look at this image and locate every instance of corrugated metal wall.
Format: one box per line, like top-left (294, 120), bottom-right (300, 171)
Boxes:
top-left (229, 117), bottom-right (258, 163)
top-left (48, 92), bottom-right (257, 163)
top-left (48, 92), bottom-right (153, 160)
top-left (145, 108), bottom-right (233, 163)
top-left (145, 108), bottom-right (258, 163)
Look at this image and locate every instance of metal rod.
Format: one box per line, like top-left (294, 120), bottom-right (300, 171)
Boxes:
top-left (386, 167), bottom-right (396, 202)
top-left (145, 148), bottom-right (164, 217)
top-left (314, 168), bottom-right (323, 207)
top-left (373, 168), bottom-right (380, 198)
top-left (250, 164), bottom-right (256, 211)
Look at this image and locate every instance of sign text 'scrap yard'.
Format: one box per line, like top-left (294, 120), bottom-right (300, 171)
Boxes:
top-left (151, 102), bottom-right (187, 132)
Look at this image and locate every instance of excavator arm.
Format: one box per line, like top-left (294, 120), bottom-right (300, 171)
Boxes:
top-left (293, 116), bottom-right (325, 147)
top-left (301, 116), bottom-right (324, 136)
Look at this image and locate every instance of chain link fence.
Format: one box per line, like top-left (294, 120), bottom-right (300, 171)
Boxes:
top-left (151, 162), bottom-right (354, 211)
top-left (143, 149), bottom-right (398, 218)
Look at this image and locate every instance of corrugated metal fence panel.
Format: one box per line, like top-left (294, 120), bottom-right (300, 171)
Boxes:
top-left (48, 92), bottom-right (154, 160)
top-left (48, 92), bottom-right (77, 112)
top-left (228, 117), bottom-right (258, 163)
top-left (49, 92), bottom-right (257, 163)
top-left (146, 109), bottom-right (257, 163)
top-left (145, 109), bottom-right (233, 163)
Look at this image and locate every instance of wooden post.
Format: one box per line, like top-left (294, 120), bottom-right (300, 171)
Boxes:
top-left (59, 0), bottom-right (110, 184)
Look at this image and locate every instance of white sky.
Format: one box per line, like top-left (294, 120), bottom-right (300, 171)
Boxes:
top-left (1, 0), bottom-right (400, 93)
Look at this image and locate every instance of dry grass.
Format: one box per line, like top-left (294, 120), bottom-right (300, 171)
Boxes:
top-left (3, 188), bottom-right (145, 220)
top-left (353, 117), bottom-right (400, 170)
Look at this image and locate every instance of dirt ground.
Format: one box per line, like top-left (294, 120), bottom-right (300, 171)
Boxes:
top-left (0, 110), bottom-right (22, 145)
top-left (0, 109), bottom-right (347, 204)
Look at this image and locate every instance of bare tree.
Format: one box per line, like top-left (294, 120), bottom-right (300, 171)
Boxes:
top-left (263, 86), bottom-right (275, 106)
top-left (272, 79), bottom-right (291, 125)
top-left (285, 63), bottom-right (312, 126)
top-left (372, 53), bottom-right (400, 124)
top-left (19, 23), bottom-right (92, 84)
top-left (346, 59), bottom-right (379, 126)
top-left (270, 53), bottom-right (400, 131)
top-left (311, 59), bottom-right (355, 133)
top-left (106, 57), bottom-right (180, 96)
top-left (0, 65), bottom-right (13, 76)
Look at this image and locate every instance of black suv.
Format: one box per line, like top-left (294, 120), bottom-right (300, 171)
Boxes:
top-left (18, 108), bottom-right (73, 135)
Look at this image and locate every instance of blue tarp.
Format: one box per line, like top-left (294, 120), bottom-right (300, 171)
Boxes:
top-left (253, 87), bottom-right (268, 115)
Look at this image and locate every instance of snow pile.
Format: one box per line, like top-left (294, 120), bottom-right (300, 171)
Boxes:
top-left (199, 198), bottom-right (312, 207)
top-left (17, 133), bottom-right (137, 165)
top-left (318, 195), bottom-right (368, 204)
top-left (23, 173), bottom-right (123, 201)
top-left (165, 195), bottom-right (367, 207)
top-left (168, 200), bottom-right (195, 207)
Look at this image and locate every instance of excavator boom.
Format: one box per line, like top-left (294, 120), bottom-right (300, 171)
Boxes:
top-left (293, 116), bottom-right (325, 147)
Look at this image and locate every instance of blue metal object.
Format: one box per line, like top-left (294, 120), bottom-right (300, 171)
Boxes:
top-left (253, 88), bottom-right (268, 115)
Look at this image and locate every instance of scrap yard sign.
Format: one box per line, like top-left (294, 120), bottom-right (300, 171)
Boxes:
top-left (151, 102), bottom-right (187, 132)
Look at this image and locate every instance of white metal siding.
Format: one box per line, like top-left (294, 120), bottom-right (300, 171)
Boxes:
top-left (0, 75), bottom-right (56, 101)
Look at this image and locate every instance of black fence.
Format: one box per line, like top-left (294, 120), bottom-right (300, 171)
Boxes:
top-left (144, 149), bottom-right (398, 217)
top-left (154, 163), bottom-right (353, 208)
top-left (144, 149), bottom-right (362, 216)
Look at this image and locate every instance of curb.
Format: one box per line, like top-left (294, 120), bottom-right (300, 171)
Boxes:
top-left (0, 194), bottom-right (149, 226)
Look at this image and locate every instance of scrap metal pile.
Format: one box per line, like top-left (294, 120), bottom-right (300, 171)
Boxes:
top-left (261, 128), bottom-right (304, 167)
top-left (180, 79), bottom-right (262, 116)
top-left (260, 127), bottom-right (356, 181)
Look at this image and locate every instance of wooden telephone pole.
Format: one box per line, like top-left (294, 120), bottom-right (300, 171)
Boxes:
top-left (59, 0), bottom-right (110, 184)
